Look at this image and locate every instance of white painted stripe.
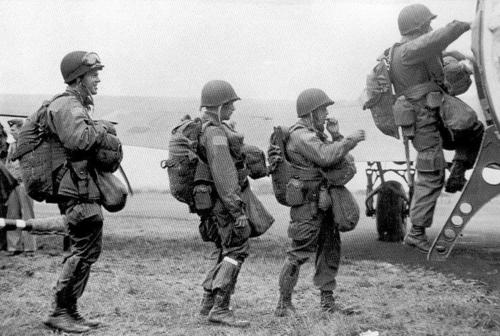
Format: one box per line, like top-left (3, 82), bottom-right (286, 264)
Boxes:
top-left (0, 218), bottom-right (4, 228)
top-left (223, 256), bottom-right (239, 266)
top-left (16, 220), bottom-right (26, 229)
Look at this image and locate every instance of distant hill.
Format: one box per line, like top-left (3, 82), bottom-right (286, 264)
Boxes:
top-left (0, 93), bottom-right (416, 161)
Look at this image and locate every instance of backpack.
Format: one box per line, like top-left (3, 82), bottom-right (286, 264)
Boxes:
top-left (12, 93), bottom-right (69, 202)
top-left (363, 45), bottom-right (400, 139)
top-left (161, 115), bottom-right (204, 212)
top-left (268, 126), bottom-right (293, 206)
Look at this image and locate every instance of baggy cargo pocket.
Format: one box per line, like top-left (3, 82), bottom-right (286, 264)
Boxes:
top-left (393, 96), bottom-right (416, 127)
top-left (415, 149), bottom-right (446, 172)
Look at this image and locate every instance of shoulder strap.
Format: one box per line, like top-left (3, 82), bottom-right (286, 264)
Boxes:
top-left (386, 43), bottom-right (400, 82)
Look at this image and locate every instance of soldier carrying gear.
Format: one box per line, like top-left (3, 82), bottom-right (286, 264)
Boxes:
top-left (196, 80), bottom-right (273, 328)
top-left (271, 88), bottom-right (365, 317)
top-left (42, 51), bottom-right (121, 333)
top-left (390, 4), bottom-right (484, 253)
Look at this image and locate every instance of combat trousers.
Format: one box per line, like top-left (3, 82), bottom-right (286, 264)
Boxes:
top-left (410, 168), bottom-right (445, 229)
top-left (6, 184), bottom-right (36, 252)
top-left (202, 199), bottom-right (250, 294)
top-left (443, 121), bottom-right (484, 169)
top-left (285, 202), bottom-right (341, 291)
top-left (53, 201), bottom-right (103, 309)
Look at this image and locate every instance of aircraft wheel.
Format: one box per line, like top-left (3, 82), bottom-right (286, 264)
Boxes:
top-left (375, 180), bottom-right (408, 242)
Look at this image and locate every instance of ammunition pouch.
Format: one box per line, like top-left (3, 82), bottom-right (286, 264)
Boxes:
top-left (69, 160), bottom-right (90, 200)
top-left (193, 184), bottom-right (214, 211)
top-left (393, 96), bottom-right (416, 127)
top-left (285, 167), bottom-right (322, 207)
top-left (286, 178), bottom-right (305, 206)
top-left (193, 160), bottom-right (214, 213)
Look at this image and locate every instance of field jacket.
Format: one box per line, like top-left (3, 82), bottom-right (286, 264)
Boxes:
top-left (199, 113), bottom-right (247, 220)
top-left (46, 88), bottom-right (107, 201)
top-left (286, 119), bottom-right (357, 170)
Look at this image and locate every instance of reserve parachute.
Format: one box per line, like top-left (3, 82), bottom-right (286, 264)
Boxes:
top-left (363, 45), bottom-right (400, 139)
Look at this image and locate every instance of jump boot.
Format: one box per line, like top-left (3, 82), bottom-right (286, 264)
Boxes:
top-left (274, 261), bottom-right (299, 317)
top-left (44, 256), bottom-right (90, 333)
top-left (44, 306), bottom-right (91, 333)
top-left (68, 300), bottom-right (101, 328)
top-left (404, 225), bottom-right (431, 253)
top-left (208, 290), bottom-right (250, 328)
top-left (320, 290), bottom-right (359, 315)
top-left (445, 161), bottom-right (467, 193)
top-left (199, 290), bottom-right (215, 316)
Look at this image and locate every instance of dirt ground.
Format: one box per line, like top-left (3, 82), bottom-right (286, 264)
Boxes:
top-left (1, 191), bottom-right (499, 335)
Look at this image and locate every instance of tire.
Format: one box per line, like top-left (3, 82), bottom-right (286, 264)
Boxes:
top-left (375, 180), bottom-right (407, 242)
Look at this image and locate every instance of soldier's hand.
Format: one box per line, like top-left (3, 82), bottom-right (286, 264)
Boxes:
top-left (326, 117), bottom-right (340, 136)
top-left (349, 130), bottom-right (365, 143)
top-left (235, 214), bottom-right (249, 228)
top-left (97, 120), bottom-right (117, 136)
top-left (268, 144), bottom-right (281, 156)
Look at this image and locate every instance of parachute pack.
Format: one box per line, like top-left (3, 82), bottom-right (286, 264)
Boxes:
top-left (268, 126), bottom-right (292, 206)
top-left (363, 45), bottom-right (400, 139)
top-left (162, 115), bottom-right (204, 213)
top-left (12, 93), bottom-right (69, 202)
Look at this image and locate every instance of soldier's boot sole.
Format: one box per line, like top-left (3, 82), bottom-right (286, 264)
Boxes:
top-left (208, 311), bottom-right (250, 328)
top-left (73, 317), bottom-right (101, 328)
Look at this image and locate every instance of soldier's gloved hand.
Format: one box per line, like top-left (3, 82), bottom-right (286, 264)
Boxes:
top-left (234, 214), bottom-right (249, 228)
top-left (267, 145), bottom-right (282, 163)
top-left (326, 117), bottom-right (340, 138)
top-left (347, 130), bottom-right (366, 144)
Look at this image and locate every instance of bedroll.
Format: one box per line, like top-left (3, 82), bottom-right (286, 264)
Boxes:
top-left (363, 46), bottom-right (399, 139)
top-left (162, 115), bottom-right (203, 212)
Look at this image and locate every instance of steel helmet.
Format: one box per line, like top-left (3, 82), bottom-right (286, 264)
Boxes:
top-left (398, 4), bottom-right (437, 36)
top-left (296, 88), bottom-right (334, 117)
top-left (200, 80), bottom-right (240, 109)
top-left (60, 51), bottom-right (104, 84)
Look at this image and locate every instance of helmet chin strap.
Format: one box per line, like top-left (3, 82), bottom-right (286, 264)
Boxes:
top-left (217, 105), bottom-right (222, 124)
top-left (309, 113), bottom-right (318, 132)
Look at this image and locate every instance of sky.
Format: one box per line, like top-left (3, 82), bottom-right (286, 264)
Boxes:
top-left (1, 0), bottom-right (477, 100)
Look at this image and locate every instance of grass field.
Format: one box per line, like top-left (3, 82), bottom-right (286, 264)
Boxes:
top-left (1, 192), bottom-right (499, 336)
